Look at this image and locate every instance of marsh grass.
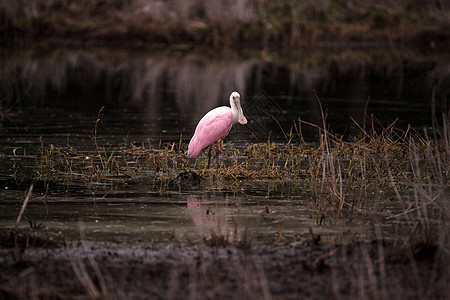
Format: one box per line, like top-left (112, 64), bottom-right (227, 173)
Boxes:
top-left (6, 102), bottom-right (449, 269)
top-left (19, 112), bottom-right (444, 187)
top-left (15, 111), bottom-right (448, 218)
top-left (2, 111), bottom-right (449, 299)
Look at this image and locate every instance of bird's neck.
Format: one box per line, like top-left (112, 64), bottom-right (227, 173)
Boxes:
top-left (229, 101), bottom-right (239, 124)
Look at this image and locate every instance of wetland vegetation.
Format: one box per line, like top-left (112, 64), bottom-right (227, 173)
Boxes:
top-left (1, 99), bottom-right (449, 298)
top-left (1, 0), bottom-right (449, 49)
top-left (1, 0), bottom-right (450, 299)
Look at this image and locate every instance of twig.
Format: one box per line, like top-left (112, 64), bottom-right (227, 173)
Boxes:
top-left (15, 184), bottom-right (34, 230)
top-left (14, 184), bottom-right (33, 261)
top-left (350, 116), bottom-right (373, 142)
top-left (314, 247), bottom-right (339, 265)
top-left (94, 106), bottom-right (106, 169)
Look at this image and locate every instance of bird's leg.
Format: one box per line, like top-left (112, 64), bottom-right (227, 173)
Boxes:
top-left (215, 140), bottom-right (221, 168)
top-left (207, 145), bottom-right (212, 169)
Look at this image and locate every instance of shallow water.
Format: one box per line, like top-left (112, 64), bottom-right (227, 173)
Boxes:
top-left (0, 175), bottom-right (402, 245)
top-left (1, 46), bottom-right (448, 245)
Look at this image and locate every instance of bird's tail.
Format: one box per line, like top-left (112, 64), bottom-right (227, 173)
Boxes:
top-left (187, 136), bottom-right (202, 158)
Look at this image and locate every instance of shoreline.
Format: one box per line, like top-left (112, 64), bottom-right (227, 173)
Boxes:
top-left (1, 228), bottom-right (447, 299)
top-left (4, 31), bottom-right (450, 54)
top-left (2, 0), bottom-right (449, 53)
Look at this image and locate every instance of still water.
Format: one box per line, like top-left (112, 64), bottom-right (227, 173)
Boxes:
top-left (0, 46), bottom-right (448, 244)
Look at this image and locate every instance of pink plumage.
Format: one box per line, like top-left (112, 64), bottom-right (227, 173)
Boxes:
top-left (187, 107), bottom-right (233, 158)
top-left (187, 91), bottom-right (247, 159)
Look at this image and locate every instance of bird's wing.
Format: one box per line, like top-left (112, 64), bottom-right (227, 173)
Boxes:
top-left (196, 107), bottom-right (233, 137)
top-left (188, 107), bottom-right (233, 157)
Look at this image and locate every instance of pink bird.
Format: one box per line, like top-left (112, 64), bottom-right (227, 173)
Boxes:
top-left (187, 91), bottom-right (247, 167)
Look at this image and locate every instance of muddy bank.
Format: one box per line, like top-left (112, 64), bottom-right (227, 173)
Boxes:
top-left (1, 0), bottom-right (449, 50)
top-left (0, 229), bottom-right (448, 299)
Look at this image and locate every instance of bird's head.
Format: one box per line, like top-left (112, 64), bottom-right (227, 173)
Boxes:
top-left (230, 91), bottom-right (247, 125)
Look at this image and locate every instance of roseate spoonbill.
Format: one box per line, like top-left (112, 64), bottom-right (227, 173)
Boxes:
top-left (187, 91), bottom-right (247, 168)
